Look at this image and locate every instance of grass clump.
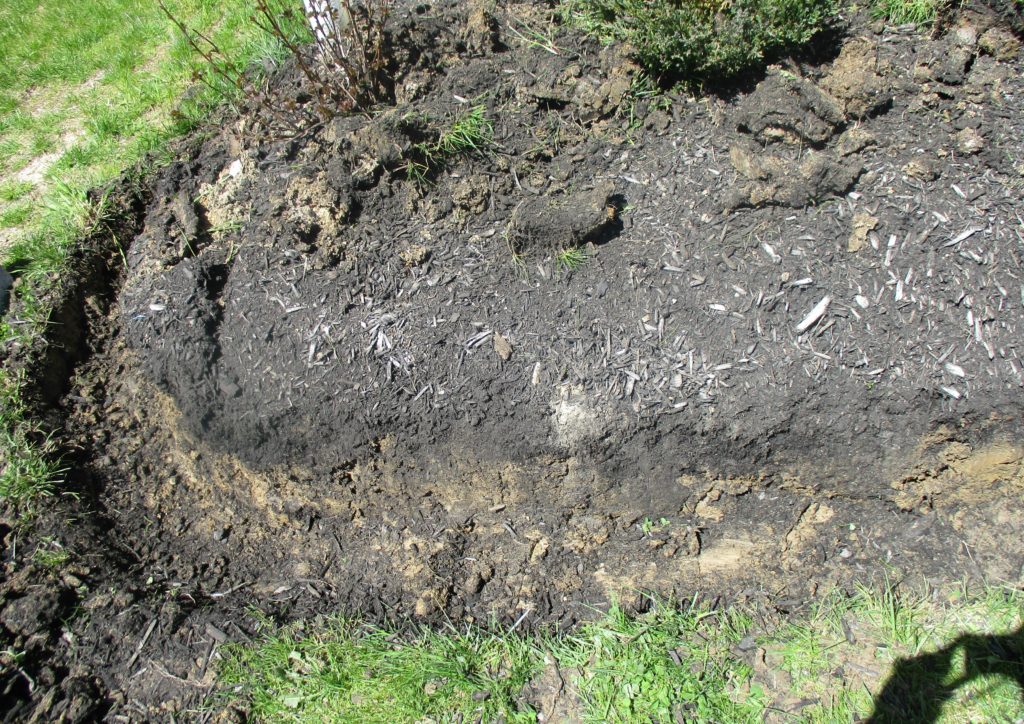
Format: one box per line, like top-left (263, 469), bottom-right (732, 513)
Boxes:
top-left (555, 246), bottom-right (589, 272)
top-left (0, 370), bottom-right (63, 519)
top-left (552, 601), bottom-right (764, 720)
top-left (405, 104), bottom-right (494, 183)
top-left (0, 180), bottom-right (32, 202)
top-left (560, 0), bottom-right (839, 85)
top-left (871, 0), bottom-right (941, 25)
top-left (0, 203), bottom-right (32, 228)
top-left (31, 537), bottom-right (70, 568)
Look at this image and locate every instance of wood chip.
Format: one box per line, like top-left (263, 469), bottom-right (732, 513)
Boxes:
top-left (941, 386), bottom-right (962, 399)
top-left (796, 296), bottom-right (832, 334)
top-left (205, 624), bottom-right (228, 644)
top-left (943, 226), bottom-right (983, 248)
top-left (944, 362), bottom-right (965, 377)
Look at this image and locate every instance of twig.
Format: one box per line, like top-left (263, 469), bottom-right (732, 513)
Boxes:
top-left (126, 619), bottom-right (158, 670)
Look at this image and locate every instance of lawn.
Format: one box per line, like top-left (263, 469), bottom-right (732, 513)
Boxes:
top-left (0, 0), bottom-right (293, 516)
top-left (0, 0), bottom-right (287, 281)
top-left (219, 585), bottom-right (1024, 722)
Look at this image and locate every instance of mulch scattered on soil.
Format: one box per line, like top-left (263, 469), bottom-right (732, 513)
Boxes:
top-left (3, 1), bottom-right (1024, 719)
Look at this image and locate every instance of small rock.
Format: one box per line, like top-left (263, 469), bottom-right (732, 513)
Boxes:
top-left (493, 332), bottom-right (513, 361)
top-left (848, 214), bottom-right (878, 253)
top-left (979, 27), bottom-right (1021, 61)
top-left (952, 23), bottom-right (978, 48)
top-left (529, 537), bottom-right (550, 563)
top-left (646, 109), bottom-right (672, 133)
top-left (0, 589), bottom-right (64, 637)
top-left (398, 244), bottom-right (429, 267)
top-left (902, 156), bottom-right (940, 181)
top-left (914, 34), bottom-right (977, 86)
top-left (463, 572), bottom-right (485, 595)
top-left (836, 127), bottom-right (877, 157)
top-left (956, 127), bottom-right (985, 155)
top-left (62, 574), bottom-right (84, 589)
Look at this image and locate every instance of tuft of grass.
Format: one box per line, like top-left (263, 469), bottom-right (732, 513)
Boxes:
top-left (0, 202), bottom-right (32, 228)
top-left (436, 105), bottom-right (494, 157)
top-left (871, 0), bottom-right (940, 25)
top-left (620, 72), bottom-right (672, 142)
top-left (31, 538), bottom-right (70, 568)
top-left (0, 370), bottom-right (63, 520)
top-left (0, 180), bottom-right (33, 202)
top-left (555, 246), bottom-right (589, 271)
top-left (506, 16), bottom-right (562, 55)
top-left (405, 104), bottom-right (494, 183)
top-left (559, 0), bottom-right (839, 85)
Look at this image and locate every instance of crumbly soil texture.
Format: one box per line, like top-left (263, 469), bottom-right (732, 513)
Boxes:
top-left (4, 1), bottom-right (1024, 719)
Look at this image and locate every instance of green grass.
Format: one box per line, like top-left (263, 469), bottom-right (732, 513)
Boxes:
top-left (0, 0), bottom-right (297, 273)
top-left (0, 370), bottom-right (63, 519)
top-left (871, 0), bottom-right (940, 25)
top-left (436, 105), bottom-right (494, 157)
top-left (0, 180), bottom-right (33, 202)
top-left (0, 203), bottom-right (32, 228)
top-left (405, 104), bottom-right (494, 183)
top-left (556, 246), bottom-right (589, 271)
top-left (219, 615), bottom-right (541, 723)
top-left (31, 537), bottom-right (70, 568)
top-left (219, 586), bottom-right (1024, 722)
top-left (767, 583), bottom-right (1024, 722)
top-left (0, 0), bottom-right (305, 516)
top-left (553, 601), bottom-right (764, 721)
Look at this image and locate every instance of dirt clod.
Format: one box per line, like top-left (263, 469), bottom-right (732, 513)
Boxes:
top-left (736, 70), bottom-right (845, 145)
top-left (508, 180), bottom-right (618, 254)
top-left (821, 38), bottom-right (893, 118)
top-left (979, 26), bottom-right (1021, 59)
top-left (727, 142), bottom-right (864, 209)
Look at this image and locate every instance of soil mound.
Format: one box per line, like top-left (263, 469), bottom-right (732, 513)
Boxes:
top-left (106, 0), bottom-right (1024, 626)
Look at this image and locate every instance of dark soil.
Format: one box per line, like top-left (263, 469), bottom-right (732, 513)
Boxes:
top-left (3, 1), bottom-right (1024, 719)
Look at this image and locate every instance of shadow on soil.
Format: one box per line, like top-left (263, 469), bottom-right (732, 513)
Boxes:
top-left (867, 624), bottom-right (1024, 723)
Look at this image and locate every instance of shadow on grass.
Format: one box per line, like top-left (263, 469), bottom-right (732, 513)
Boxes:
top-left (867, 624), bottom-right (1024, 723)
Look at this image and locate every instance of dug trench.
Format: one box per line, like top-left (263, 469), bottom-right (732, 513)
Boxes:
top-left (4, 1), bottom-right (1024, 718)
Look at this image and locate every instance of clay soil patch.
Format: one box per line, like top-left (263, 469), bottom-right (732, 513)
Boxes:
top-left (2, 2), bottom-right (1024, 719)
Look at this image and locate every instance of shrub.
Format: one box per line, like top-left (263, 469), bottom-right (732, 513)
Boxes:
top-left (159, 0), bottom-right (392, 137)
top-left (560, 0), bottom-right (840, 84)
